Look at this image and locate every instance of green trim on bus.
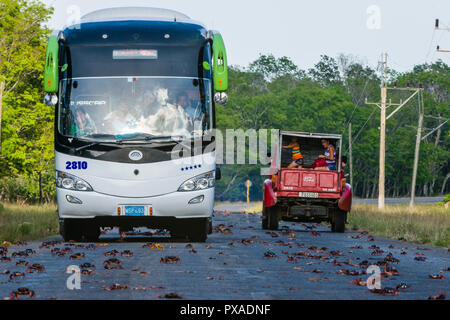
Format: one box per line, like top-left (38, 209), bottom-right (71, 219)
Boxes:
top-left (212, 33), bottom-right (228, 92)
top-left (44, 35), bottom-right (59, 93)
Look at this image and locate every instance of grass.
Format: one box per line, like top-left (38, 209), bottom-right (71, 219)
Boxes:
top-left (238, 201), bottom-right (449, 248)
top-left (0, 202), bottom-right (59, 243)
top-left (349, 204), bottom-right (450, 248)
top-left (244, 202), bottom-right (263, 214)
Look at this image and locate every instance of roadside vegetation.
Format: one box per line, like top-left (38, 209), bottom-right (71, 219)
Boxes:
top-left (0, 202), bottom-right (59, 243)
top-left (349, 204), bottom-right (450, 248)
top-left (243, 202), bottom-right (449, 248)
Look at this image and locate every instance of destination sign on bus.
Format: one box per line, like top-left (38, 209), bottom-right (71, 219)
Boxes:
top-left (113, 49), bottom-right (158, 60)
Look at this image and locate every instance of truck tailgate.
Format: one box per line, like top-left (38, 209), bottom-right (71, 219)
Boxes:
top-left (280, 169), bottom-right (339, 193)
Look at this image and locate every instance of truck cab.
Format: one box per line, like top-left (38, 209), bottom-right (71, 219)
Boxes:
top-left (263, 131), bottom-right (352, 232)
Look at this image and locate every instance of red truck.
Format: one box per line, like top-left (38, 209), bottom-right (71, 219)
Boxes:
top-left (262, 131), bottom-right (352, 232)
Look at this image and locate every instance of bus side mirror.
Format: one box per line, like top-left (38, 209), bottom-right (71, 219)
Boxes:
top-left (44, 94), bottom-right (58, 107)
top-left (44, 35), bottom-right (59, 93)
top-left (214, 92), bottom-right (228, 105)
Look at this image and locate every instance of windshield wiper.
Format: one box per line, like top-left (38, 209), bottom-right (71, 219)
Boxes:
top-left (72, 142), bottom-right (102, 153)
top-left (71, 140), bottom-right (121, 154)
top-left (115, 134), bottom-right (185, 144)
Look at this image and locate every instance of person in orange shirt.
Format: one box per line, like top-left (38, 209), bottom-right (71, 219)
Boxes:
top-left (283, 136), bottom-right (303, 169)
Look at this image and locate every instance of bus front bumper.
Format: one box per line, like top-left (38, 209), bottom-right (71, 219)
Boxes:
top-left (57, 188), bottom-right (214, 220)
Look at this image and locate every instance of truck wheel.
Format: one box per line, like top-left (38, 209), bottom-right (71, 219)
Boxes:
top-left (332, 210), bottom-right (347, 233)
top-left (267, 206), bottom-right (280, 231)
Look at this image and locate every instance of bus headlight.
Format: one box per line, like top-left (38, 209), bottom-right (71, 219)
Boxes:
top-left (56, 171), bottom-right (93, 192)
top-left (178, 171), bottom-right (215, 192)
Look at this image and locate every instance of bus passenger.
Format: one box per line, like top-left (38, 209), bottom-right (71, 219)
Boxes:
top-left (70, 107), bottom-right (97, 137)
top-left (104, 100), bottom-right (138, 132)
top-left (282, 136), bottom-right (304, 169)
top-left (176, 92), bottom-right (199, 119)
top-left (142, 90), bottom-right (160, 116)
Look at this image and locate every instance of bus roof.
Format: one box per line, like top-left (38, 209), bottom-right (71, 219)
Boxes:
top-left (80, 7), bottom-right (193, 24)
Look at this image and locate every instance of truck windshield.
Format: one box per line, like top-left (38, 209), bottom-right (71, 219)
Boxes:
top-left (58, 77), bottom-right (212, 141)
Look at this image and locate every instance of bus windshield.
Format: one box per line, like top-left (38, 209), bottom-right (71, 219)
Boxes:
top-left (58, 77), bottom-right (212, 141)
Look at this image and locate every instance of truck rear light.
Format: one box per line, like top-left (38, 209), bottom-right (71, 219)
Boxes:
top-left (117, 207), bottom-right (121, 216)
top-left (341, 178), bottom-right (347, 192)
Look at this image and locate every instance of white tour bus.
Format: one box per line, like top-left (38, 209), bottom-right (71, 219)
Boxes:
top-left (43, 7), bottom-right (229, 242)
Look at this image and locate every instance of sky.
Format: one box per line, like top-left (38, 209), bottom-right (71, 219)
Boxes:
top-left (41, 0), bottom-right (450, 72)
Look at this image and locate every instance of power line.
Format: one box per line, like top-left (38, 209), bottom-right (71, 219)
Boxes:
top-left (350, 108), bottom-right (377, 145)
top-left (342, 79), bottom-right (370, 136)
top-left (424, 28), bottom-right (437, 61)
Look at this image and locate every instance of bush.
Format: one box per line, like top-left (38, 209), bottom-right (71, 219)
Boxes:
top-left (0, 174), bottom-right (56, 204)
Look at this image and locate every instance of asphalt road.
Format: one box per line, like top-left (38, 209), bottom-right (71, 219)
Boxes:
top-left (0, 206), bottom-right (448, 300)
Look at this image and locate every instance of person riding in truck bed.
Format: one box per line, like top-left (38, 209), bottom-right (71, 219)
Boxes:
top-left (282, 136), bottom-right (304, 169)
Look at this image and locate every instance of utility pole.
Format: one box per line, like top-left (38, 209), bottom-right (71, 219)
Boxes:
top-left (410, 91), bottom-right (424, 207)
top-left (348, 123), bottom-right (353, 187)
top-left (366, 53), bottom-right (423, 209)
top-left (378, 53), bottom-right (388, 210)
top-left (366, 53), bottom-right (388, 209)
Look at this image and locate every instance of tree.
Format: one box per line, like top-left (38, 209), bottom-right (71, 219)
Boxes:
top-left (308, 55), bottom-right (342, 86)
top-left (0, 0), bottom-right (54, 202)
top-left (216, 54), bottom-right (450, 200)
top-left (249, 54), bottom-right (303, 81)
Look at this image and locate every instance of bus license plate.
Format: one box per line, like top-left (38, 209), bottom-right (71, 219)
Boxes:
top-left (124, 206), bottom-right (146, 216)
top-left (299, 192), bottom-right (319, 198)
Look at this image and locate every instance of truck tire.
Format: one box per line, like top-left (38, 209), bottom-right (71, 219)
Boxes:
top-left (267, 205), bottom-right (280, 230)
top-left (332, 210), bottom-right (347, 233)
